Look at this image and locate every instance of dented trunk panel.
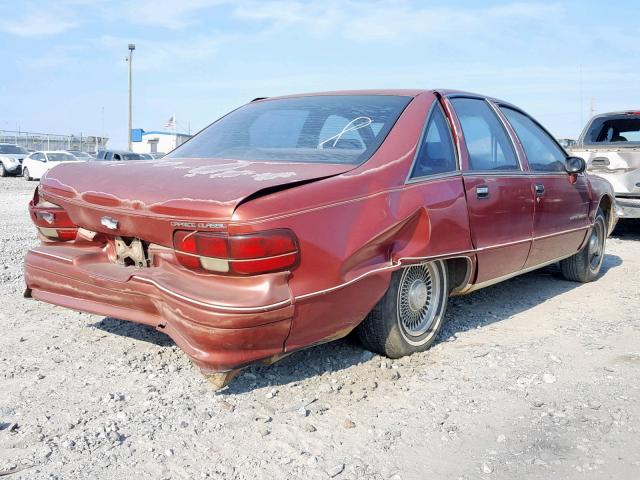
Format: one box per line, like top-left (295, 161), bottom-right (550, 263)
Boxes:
top-left (38, 159), bottom-right (352, 245)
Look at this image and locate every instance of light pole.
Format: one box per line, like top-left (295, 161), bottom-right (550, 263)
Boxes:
top-left (127, 43), bottom-right (135, 151)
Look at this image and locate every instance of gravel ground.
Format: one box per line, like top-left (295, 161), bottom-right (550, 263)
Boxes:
top-left (1, 176), bottom-right (639, 480)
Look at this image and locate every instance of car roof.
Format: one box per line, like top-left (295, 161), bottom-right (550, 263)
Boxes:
top-left (253, 88), bottom-right (516, 107)
top-left (33, 150), bottom-right (75, 154)
top-left (586, 110), bottom-right (640, 120)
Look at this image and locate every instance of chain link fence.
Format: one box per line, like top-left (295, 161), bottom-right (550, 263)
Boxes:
top-left (0, 130), bottom-right (108, 153)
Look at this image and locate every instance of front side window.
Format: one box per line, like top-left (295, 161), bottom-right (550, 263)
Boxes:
top-left (450, 98), bottom-right (519, 171)
top-left (168, 95), bottom-right (412, 165)
top-left (410, 104), bottom-right (456, 178)
top-left (500, 107), bottom-right (566, 172)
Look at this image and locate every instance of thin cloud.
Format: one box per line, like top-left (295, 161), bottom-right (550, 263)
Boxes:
top-left (0, 8), bottom-right (78, 37)
top-left (122, 0), bottom-right (232, 29)
top-left (232, 1), bottom-right (565, 42)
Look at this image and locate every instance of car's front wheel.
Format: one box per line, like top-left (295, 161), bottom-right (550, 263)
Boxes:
top-left (23, 168), bottom-right (31, 181)
top-left (357, 261), bottom-right (449, 358)
top-left (0, 163), bottom-right (6, 177)
top-left (560, 208), bottom-right (607, 283)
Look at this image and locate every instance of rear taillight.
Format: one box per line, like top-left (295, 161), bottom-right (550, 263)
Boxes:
top-left (29, 189), bottom-right (78, 241)
top-left (173, 229), bottom-right (299, 275)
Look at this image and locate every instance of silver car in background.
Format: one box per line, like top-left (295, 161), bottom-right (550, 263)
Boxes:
top-left (571, 111), bottom-right (640, 218)
top-left (0, 143), bottom-right (29, 176)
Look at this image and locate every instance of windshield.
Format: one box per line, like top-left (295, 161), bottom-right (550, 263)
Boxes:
top-left (48, 152), bottom-right (78, 162)
top-left (168, 95), bottom-right (412, 164)
top-left (0, 145), bottom-right (28, 154)
top-left (583, 114), bottom-right (640, 145)
top-left (122, 153), bottom-right (152, 160)
top-left (70, 151), bottom-right (91, 158)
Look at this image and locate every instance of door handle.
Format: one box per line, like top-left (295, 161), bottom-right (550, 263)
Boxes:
top-left (534, 183), bottom-right (545, 196)
top-left (476, 185), bottom-right (489, 199)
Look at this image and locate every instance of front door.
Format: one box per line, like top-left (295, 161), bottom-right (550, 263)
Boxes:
top-left (498, 106), bottom-right (591, 267)
top-left (448, 97), bottom-right (535, 285)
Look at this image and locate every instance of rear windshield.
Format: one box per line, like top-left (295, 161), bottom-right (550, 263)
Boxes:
top-left (583, 114), bottom-right (640, 144)
top-left (0, 145), bottom-right (28, 154)
top-left (168, 95), bottom-right (412, 164)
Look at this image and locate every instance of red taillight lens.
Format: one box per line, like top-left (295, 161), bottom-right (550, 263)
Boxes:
top-left (229, 230), bottom-right (297, 259)
top-left (173, 229), bottom-right (299, 275)
top-left (29, 189), bottom-right (78, 242)
top-left (229, 253), bottom-right (298, 275)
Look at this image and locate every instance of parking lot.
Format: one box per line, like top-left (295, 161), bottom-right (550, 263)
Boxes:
top-left (0, 175), bottom-right (639, 479)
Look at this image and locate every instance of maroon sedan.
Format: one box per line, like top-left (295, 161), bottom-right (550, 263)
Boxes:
top-left (24, 90), bottom-right (616, 388)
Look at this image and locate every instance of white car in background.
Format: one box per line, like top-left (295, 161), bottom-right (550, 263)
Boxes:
top-left (0, 143), bottom-right (29, 177)
top-left (22, 151), bottom-right (84, 181)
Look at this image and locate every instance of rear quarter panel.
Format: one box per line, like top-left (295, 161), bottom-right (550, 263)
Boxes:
top-left (232, 92), bottom-right (474, 349)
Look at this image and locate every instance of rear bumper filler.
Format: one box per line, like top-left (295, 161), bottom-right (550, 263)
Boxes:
top-left (24, 247), bottom-right (294, 373)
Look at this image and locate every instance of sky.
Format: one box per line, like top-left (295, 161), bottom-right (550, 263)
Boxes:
top-left (0, 0), bottom-right (638, 149)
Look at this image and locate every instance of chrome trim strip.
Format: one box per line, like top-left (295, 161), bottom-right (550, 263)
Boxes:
top-left (405, 171), bottom-right (461, 184)
top-left (464, 251), bottom-right (575, 292)
top-left (294, 223), bottom-right (593, 301)
top-left (294, 264), bottom-right (399, 301)
top-left (486, 100), bottom-right (526, 171)
top-left (30, 248), bottom-right (74, 264)
top-left (532, 224), bottom-right (591, 241)
top-left (294, 252), bottom-right (474, 302)
top-left (132, 276), bottom-right (292, 313)
top-left (475, 238), bottom-right (531, 252)
top-left (30, 246), bottom-right (291, 313)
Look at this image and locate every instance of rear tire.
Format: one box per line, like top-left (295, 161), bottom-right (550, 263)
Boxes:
top-left (357, 261), bottom-right (448, 358)
top-left (23, 168), bottom-right (31, 181)
top-left (560, 208), bottom-right (607, 283)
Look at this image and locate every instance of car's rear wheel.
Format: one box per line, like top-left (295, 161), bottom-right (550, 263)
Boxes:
top-left (357, 261), bottom-right (448, 358)
top-left (0, 163), bottom-right (6, 177)
top-left (560, 208), bottom-right (607, 283)
top-left (23, 168), bottom-right (31, 181)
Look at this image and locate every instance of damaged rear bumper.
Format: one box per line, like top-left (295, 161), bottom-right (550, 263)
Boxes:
top-left (24, 244), bottom-right (294, 373)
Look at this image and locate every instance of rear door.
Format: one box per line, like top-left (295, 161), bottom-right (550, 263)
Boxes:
top-left (498, 106), bottom-right (591, 267)
top-left (448, 96), bottom-right (534, 286)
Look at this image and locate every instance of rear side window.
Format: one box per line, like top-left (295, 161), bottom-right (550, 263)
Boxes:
top-left (410, 104), bottom-right (456, 178)
top-left (168, 95), bottom-right (411, 165)
top-left (105, 152), bottom-right (113, 160)
top-left (450, 98), bottom-right (519, 171)
top-left (500, 107), bottom-right (566, 172)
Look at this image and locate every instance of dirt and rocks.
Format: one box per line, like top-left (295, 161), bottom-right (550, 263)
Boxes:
top-left (0, 176), bottom-right (639, 479)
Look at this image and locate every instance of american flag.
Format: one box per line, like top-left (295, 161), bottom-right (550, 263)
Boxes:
top-left (164, 115), bottom-right (176, 129)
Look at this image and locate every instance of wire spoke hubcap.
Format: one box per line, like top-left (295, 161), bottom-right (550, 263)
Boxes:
top-left (588, 220), bottom-right (604, 269)
top-left (398, 264), bottom-right (441, 338)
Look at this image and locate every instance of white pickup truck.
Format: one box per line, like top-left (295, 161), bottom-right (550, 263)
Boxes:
top-left (571, 111), bottom-right (640, 218)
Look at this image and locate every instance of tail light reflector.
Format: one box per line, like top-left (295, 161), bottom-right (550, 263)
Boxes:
top-left (29, 188), bottom-right (78, 241)
top-left (173, 229), bottom-right (299, 275)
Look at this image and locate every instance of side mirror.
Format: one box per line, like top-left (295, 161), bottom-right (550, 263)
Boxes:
top-left (565, 156), bottom-right (586, 174)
